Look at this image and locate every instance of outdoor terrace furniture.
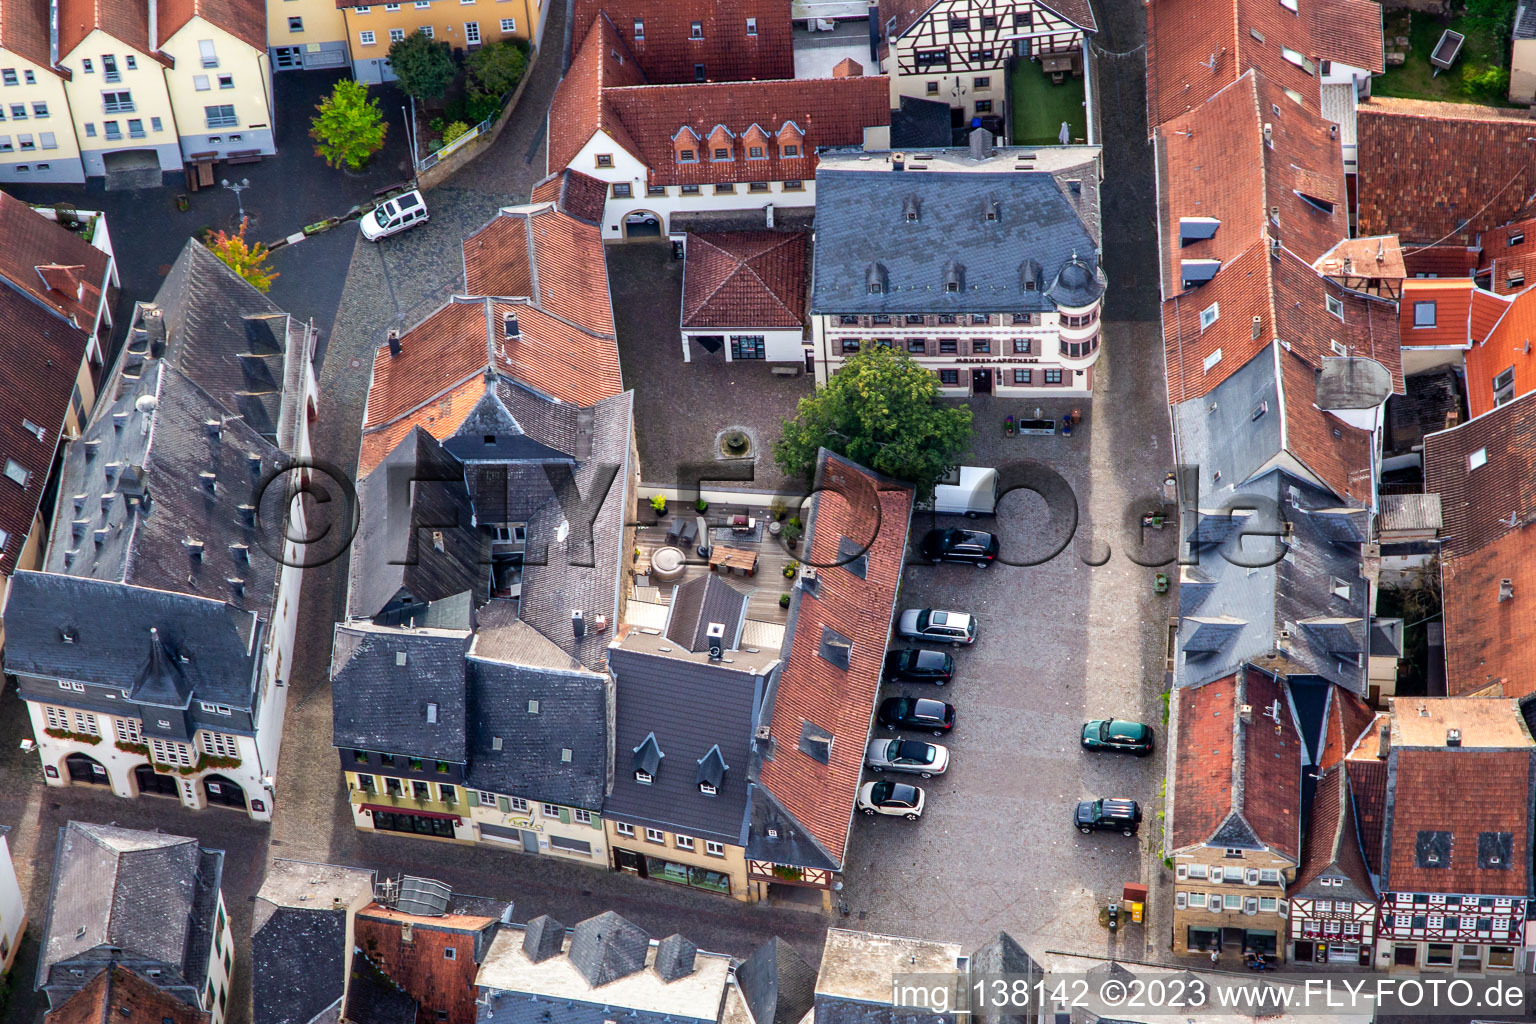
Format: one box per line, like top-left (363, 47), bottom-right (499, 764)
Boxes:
top-left (666, 517), bottom-right (686, 543)
top-left (680, 518), bottom-right (698, 545)
top-left (226, 150), bottom-right (262, 165)
top-left (710, 547), bottom-right (758, 576)
top-left (730, 515), bottom-right (757, 534)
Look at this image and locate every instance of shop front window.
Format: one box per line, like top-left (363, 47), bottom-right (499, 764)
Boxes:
top-left (644, 857), bottom-right (731, 894)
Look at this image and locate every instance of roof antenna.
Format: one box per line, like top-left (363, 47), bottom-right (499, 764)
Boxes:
top-left (1202, 52), bottom-right (1219, 71)
top-left (1502, 510), bottom-right (1521, 528)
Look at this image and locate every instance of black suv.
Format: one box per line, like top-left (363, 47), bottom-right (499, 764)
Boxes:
top-left (877, 697), bottom-right (956, 736)
top-left (1074, 798), bottom-right (1142, 836)
top-left (918, 528), bottom-right (999, 567)
top-left (883, 649), bottom-right (955, 685)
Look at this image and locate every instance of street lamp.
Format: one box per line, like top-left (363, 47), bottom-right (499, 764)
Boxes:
top-left (220, 177), bottom-right (251, 222)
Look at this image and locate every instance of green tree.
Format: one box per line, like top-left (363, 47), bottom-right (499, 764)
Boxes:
top-left (773, 348), bottom-right (973, 494)
top-left (309, 78), bottom-right (387, 170)
top-left (389, 29), bottom-right (456, 101)
top-left (442, 121), bottom-right (471, 144)
top-left (204, 218), bottom-right (278, 294)
top-left (466, 39), bottom-right (528, 98)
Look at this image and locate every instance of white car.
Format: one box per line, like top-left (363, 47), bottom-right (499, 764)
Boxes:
top-left (361, 190), bottom-right (429, 241)
top-left (866, 738), bottom-right (949, 778)
top-left (897, 608), bottom-right (977, 646)
top-left (857, 780), bottom-right (926, 820)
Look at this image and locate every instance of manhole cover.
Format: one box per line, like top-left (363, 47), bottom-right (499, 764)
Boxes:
top-left (350, 358), bottom-right (363, 369)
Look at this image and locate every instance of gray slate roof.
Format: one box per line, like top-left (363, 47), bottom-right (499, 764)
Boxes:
top-left (567, 911), bottom-right (650, 987)
top-left (665, 574), bottom-right (750, 653)
top-left (463, 656), bottom-right (609, 809)
top-left (6, 572), bottom-right (262, 711)
top-left (253, 906), bottom-right (349, 1024)
top-left (39, 822), bottom-right (223, 1002)
top-left (810, 170), bottom-right (1099, 315)
top-left (604, 646), bottom-right (763, 845)
top-left (344, 950), bottom-right (418, 1024)
top-left (736, 937), bottom-right (816, 1024)
top-left (331, 626), bottom-right (472, 762)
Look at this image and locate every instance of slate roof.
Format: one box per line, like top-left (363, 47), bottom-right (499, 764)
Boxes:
top-left (1356, 97), bottom-right (1536, 246)
top-left (345, 950), bottom-right (418, 1024)
top-left (735, 938), bottom-right (816, 1024)
top-left (43, 965), bottom-right (210, 1024)
top-left (5, 572), bottom-right (262, 709)
top-left (529, 170), bottom-right (610, 226)
top-left (39, 240), bottom-right (305, 622)
top-left (252, 861), bottom-right (376, 1024)
top-left (752, 452), bottom-right (913, 869)
top-left (0, 193), bottom-right (113, 329)
top-left (681, 232), bottom-right (807, 330)
top-left (1382, 746), bottom-right (1535, 896)
top-left (38, 823), bottom-right (223, 1001)
top-left (463, 654), bottom-right (609, 809)
top-left (1146, 0), bottom-right (1382, 128)
top-left (605, 641), bottom-right (768, 844)
top-left (571, 0), bottom-right (793, 84)
top-left (811, 167), bottom-right (1099, 316)
top-left (664, 572), bottom-right (750, 652)
top-left (1170, 668), bottom-right (1302, 859)
top-left (331, 625), bottom-right (472, 762)
top-left (462, 202), bottom-right (617, 337)
top-left (1423, 390), bottom-right (1536, 698)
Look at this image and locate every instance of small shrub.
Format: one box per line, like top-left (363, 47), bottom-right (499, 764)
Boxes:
top-left (780, 521), bottom-right (803, 545)
top-left (446, 90), bottom-right (502, 126)
top-left (442, 121), bottom-right (471, 144)
top-left (779, 593), bottom-right (791, 608)
top-left (428, 116), bottom-right (446, 133)
top-left (1460, 63), bottom-right (1509, 100)
top-left (649, 493), bottom-right (667, 514)
top-left (695, 498), bottom-right (709, 513)
top-left (769, 496), bottom-right (787, 520)
top-left (788, 516), bottom-right (802, 529)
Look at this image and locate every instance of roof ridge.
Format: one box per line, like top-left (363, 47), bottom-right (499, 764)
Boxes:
top-left (362, 368), bottom-right (487, 436)
top-left (740, 240), bottom-right (801, 321)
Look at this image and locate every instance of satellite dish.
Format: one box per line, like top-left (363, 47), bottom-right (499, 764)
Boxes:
top-left (134, 395), bottom-right (158, 414)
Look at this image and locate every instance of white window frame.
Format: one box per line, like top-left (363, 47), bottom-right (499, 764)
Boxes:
top-left (1326, 293), bottom-right (1344, 320)
top-left (572, 808), bottom-right (593, 824)
top-left (199, 731), bottom-right (240, 757)
top-left (475, 790), bottom-right (498, 805)
top-left (541, 802), bottom-right (560, 818)
top-left (500, 17), bottom-right (515, 30)
top-left (1259, 868), bottom-right (1280, 883)
top-left (615, 822), bottom-right (635, 837)
top-left (1203, 347), bottom-right (1223, 373)
top-left (705, 840), bottom-right (725, 857)
top-left (1188, 892), bottom-right (1208, 908)
top-left (675, 834), bottom-right (695, 851)
top-left (418, 25), bottom-right (433, 36)
top-left (360, 30), bottom-right (376, 43)
top-left (644, 827), bottom-right (665, 844)
top-left (115, 717), bottom-right (142, 743)
top-left (1199, 302), bottom-right (1219, 331)
top-left (389, 27), bottom-right (405, 41)
top-left (464, 21), bottom-right (481, 43)
top-left (508, 796), bottom-right (529, 813)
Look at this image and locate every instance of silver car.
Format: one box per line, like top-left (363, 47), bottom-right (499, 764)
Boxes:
top-left (866, 738), bottom-right (950, 778)
top-left (897, 608), bottom-right (977, 645)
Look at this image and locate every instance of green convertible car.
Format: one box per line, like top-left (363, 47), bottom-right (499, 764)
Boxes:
top-left (1080, 719), bottom-right (1155, 756)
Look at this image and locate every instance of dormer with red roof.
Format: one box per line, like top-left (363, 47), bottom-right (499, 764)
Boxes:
top-left (740, 123), bottom-right (769, 161)
top-left (672, 126), bottom-right (701, 164)
top-left (705, 124), bottom-right (735, 162)
top-left (775, 120), bottom-right (804, 159)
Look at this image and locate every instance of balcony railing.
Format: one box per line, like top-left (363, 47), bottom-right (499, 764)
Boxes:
top-left (349, 786), bottom-right (458, 815)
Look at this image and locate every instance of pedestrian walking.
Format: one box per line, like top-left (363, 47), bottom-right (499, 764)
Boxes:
top-left (1210, 948), bottom-right (1219, 965)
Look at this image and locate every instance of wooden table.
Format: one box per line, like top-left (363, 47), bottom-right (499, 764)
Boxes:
top-left (1041, 53), bottom-right (1075, 74)
top-left (709, 547), bottom-right (758, 576)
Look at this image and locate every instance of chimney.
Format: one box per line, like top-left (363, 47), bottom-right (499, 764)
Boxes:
top-left (1500, 578), bottom-right (1515, 602)
top-left (1446, 728), bottom-right (1462, 747)
top-left (387, 330), bottom-right (401, 357)
top-left (1376, 720), bottom-right (1391, 759)
top-left (572, 609), bottom-right (586, 640)
top-left (706, 622), bottom-right (725, 661)
top-left (968, 127), bottom-right (994, 161)
top-left (1239, 703), bottom-right (1254, 724)
top-left (143, 307), bottom-right (166, 358)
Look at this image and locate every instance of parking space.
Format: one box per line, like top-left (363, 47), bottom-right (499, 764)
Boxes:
top-left (836, 321), bottom-right (1176, 957)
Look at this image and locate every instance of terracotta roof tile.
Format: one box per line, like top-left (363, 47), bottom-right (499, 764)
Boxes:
top-left (1295, 764), bottom-right (1374, 894)
top-left (0, 192), bottom-right (113, 330)
top-left (158, 0), bottom-right (265, 52)
top-left (1272, 246), bottom-right (1403, 388)
top-left (57, 0), bottom-right (148, 59)
top-left (1345, 754), bottom-right (1388, 875)
top-left (463, 204), bottom-right (616, 337)
top-left (1424, 391), bottom-right (1536, 697)
top-left (45, 965), bottom-right (210, 1024)
top-left (757, 452), bottom-right (912, 868)
top-left (1239, 668), bottom-right (1302, 859)
top-left (1277, 345), bottom-right (1374, 503)
top-left (1403, 244), bottom-right (1479, 278)
top-left (0, 0), bottom-right (55, 70)
top-left (1319, 686), bottom-right (1375, 771)
top-left (548, 14), bottom-right (647, 176)
top-left (529, 168), bottom-right (609, 225)
top-left (1146, 0), bottom-right (1382, 128)
top-left (1465, 288), bottom-right (1536, 420)
top-left (1357, 98), bottom-right (1536, 245)
top-left (1385, 747), bottom-right (1533, 895)
top-left (681, 231), bottom-right (806, 329)
top-left (1172, 674), bottom-right (1237, 851)
top-left (601, 76), bottom-right (890, 187)
top-left (572, 0), bottom-right (793, 83)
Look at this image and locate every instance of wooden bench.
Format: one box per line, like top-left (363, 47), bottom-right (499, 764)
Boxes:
top-left (225, 149), bottom-right (263, 165)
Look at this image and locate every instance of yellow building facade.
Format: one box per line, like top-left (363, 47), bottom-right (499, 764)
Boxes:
top-left (0, 54), bottom-right (81, 183)
top-left (160, 19), bottom-right (275, 161)
top-left (341, 0), bottom-right (545, 83)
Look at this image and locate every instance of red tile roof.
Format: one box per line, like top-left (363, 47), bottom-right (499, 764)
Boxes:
top-left (158, 0), bottom-right (265, 52)
top-left (572, 0), bottom-right (793, 84)
top-left (1276, 344), bottom-right (1376, 503)
top-left (757, 452), bottom-right (912, 869)
top-left (0, 192), bottom-right (113, 331)
top-left (56, 0), bottom-right (149, 60)
top-left (355, 908), bottom-right (497, 1024)
top-left (1294, 764), bottom-right (1374, 894)
top-left (1397, 278), bottom-right (1512, 351)
top-left (1385, 747), bottom-right (1533, 895)
top-left (1172, 669), bottom-right (1301, 859)
top-left (1146, 0), bottom-right (1383, 128)
top-left (1465, 288), bottom-right (1536, 421)
top-left (1479, 218), bottom-right (1536, 295)
top-left (547, 14), bottom-right (647, 177)
top-left (1356, 97), bottom-right (1536, 246)
top-left (681, 231), bottom-right (806, 329)
top-left (359, 297), bottom-right (623, 474)
top-left (463, 203), bottom-right (616, 337)
top-left (1319, 685), bottom-right (1376, 772)
top-left (1423, 391), bottom-right (1536, 698)
top-left (45, 965), bottom-right (210, 1024)
top-left (1403, 244), bottom-right (1480, 279)
top-left (529, 168), bottom-right (609, 225)
top-left (1345, 753), bottom-right (1388, 875)
top-left (0, 0), bottom-right (56, 70)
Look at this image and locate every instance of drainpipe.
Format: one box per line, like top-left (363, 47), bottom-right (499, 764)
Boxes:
top-left (148, 0), bottom-right (158, 51)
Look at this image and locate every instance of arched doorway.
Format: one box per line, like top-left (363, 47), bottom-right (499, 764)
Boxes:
top-left (623, 211), bottom-right (662, 238)
top-left (64, 752), bottom-right (110, 785)
top-left (134, 764), bottom-right (180, 799)
top-left (203, 774), bottom-right (246, 809)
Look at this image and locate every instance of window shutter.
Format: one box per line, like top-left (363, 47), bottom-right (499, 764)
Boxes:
top-left (497, 796), bottom-right (510, 813)
top-left (559, 807), bottom-right (571, 824)
top-left (466, 791), bottom-right (480, 807)
top-left (589, 813), bottom-right (602, 830)
top-left (1175, 892), bottom-right (1187, 910)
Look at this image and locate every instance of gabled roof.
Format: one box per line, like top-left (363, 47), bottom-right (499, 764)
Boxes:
top-left (1356, 97), bottom-right (1536, 246)
top-left (1318, 685), bottom-right (1375, 772)
top-left (664, 573), bottom-right (750, 652)
top-left (44, 965), bottom-right (210, 1024)
top-left (0, 0), bottom-right (55, 69)
top-left (331, 624), bottom-right (472, 762)
top-left (0, 194), bottom-right (112, 328)
top-left (157, 0), bottom-right (265, 53)
top-left (1292, 764), bottom-right (1375, 899)
top-left (547, 14), bottom-right (648, 174)
top-left (571, 0), bottom-right (793, 84)
top-left (252, 861), bottom-right (376, 1024)
top-left (463, 201), bottom-right (616, 337)
top-left (682, 231), bottom-right (807, 330)
top-left (1146, 0), bottom-right (1383, 128)
top-left (752, 452), bottom-right (913, 869)
top-left (735, 937), bottom-right (816, 1024)
top-left (1424, 390), bottom-right (1536, 698)
top-left (1465, 284), bottom-right (1536, 420)
top-left (529, 169), bottom-right (610, 226)
top-left (1171, 668), bottom-right (1301, 860)
top-left (39, 823), bottom-right (223, 1001)
top-left (56, 0), bottom-right (151, 62)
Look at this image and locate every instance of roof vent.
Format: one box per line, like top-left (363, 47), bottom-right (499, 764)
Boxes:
top-left (706, 622), bottom-right (726, 661)
top-left (93, 528), bottom-right (109, 547)
top-left (387, 329), bottom-right (402, 357)
top-left (61, 626), bottom-right (77, 643)
top-left (227, 577), bottom-right (244, 596)
top-left (83, 440), bottom-right (100, 460)
top-left (113, 411), bottom-right (129, 433)
top-left (247, 453), bottom-right (262, 473)
top-left (237, 504), bottom-right (256, 526)
top-left (982, 196), bottom-right (1000, 223)
top-left (1499, 578), bottom-right (1514, 602)
top-left (1447, 728), bottom-right (1461, 747)
top-left (230, 543), bottom-right (249, 562)
top-left (902, 195), bottom-right (920, 222)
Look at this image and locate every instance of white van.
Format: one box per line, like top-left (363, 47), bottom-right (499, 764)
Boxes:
top-left (920, 466), bottom-right (1000, 517)
top-left (360, 190), bottom-right (429, 241)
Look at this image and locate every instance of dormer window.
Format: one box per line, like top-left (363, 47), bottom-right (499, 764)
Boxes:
top-left (690, 20), bottom-right (702, 38)
top-left (713, 147), bottom-right (731, 161)
top-left (635, 770), bottom-right (653, 785)
top-left (678, 148), bottom-right (696, 162)
top-left (699, 781), bottom-right (717, 795)
top-left (783, 143), bottom-right (800, 156)
top-left (633, 731), bottom-right (663, 784)
top-left (943, 261), bottom-right (965, 293)
top-left (746, 16), bottom-right (756, 34)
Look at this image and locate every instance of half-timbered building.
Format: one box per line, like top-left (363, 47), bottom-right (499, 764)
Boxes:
top-left (877, 0), bottom-right (1094, 128)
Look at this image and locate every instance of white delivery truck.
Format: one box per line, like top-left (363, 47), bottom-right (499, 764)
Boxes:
top-left (920, 466), bottom-right (1000, 517)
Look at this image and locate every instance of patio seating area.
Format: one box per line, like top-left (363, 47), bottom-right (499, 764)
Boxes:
top-left (631, 502), bottom-right (802, 623)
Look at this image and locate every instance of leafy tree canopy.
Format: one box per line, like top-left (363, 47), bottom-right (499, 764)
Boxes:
top-left (205, 218), bottom-right (278, 294)
top-left (309, 78), bottom-right (387, 170)
top-left (389, 30), bottom-right (456, 101)
top-left (466, 39), bottom-right (528, 99)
